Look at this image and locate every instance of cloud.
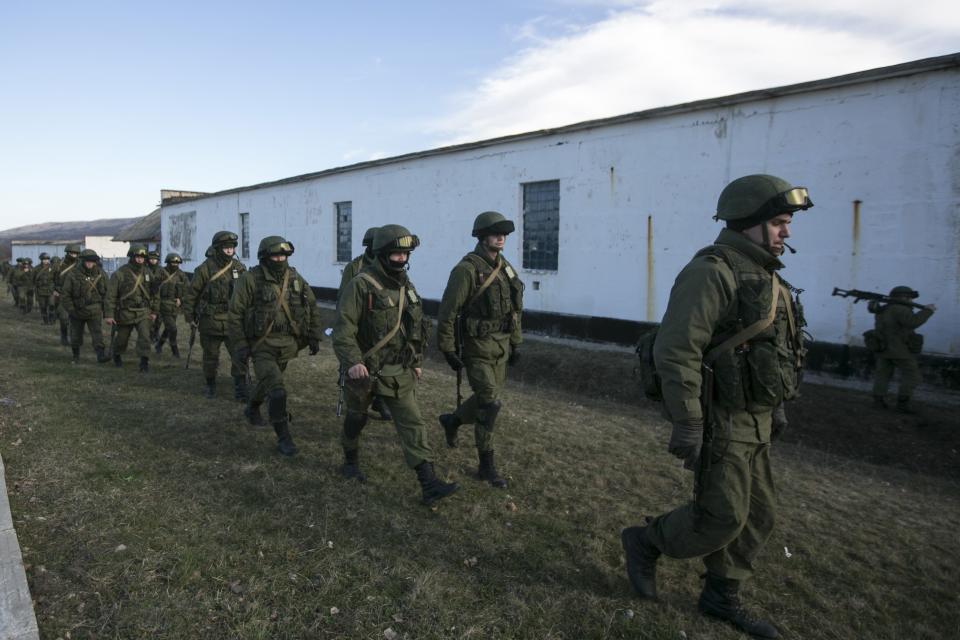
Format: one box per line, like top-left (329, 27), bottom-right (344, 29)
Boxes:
top-left (433, 1), bottom-right (958, 144)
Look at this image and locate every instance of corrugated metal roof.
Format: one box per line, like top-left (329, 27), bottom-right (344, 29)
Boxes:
top-left (113, 208), bottom-right (161, 242)
top-left (161, 52), bottom-right (959, 207)
top-left (11, 239), bottom-right (83, 245)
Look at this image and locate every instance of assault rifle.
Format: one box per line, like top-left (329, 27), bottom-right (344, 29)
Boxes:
top-left (106, 323), bottom-right (118, 359)
top-left (184, 301), bottom-right (206, 370)
top-left (831, 287), bottom-right (926, 310)
top-left (336, 367), bottom-right (346, 417)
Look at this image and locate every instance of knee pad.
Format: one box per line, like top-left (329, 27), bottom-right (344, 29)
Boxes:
top-left (343, 411), bottom-right (369, 440)
top-left (268, 387), bottom-right (287, 422)
top-left (479, 399), bottom-right (502, 429)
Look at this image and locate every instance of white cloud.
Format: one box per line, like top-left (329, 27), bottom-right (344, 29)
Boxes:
top-left (433, 1), bottom-right (958, 144)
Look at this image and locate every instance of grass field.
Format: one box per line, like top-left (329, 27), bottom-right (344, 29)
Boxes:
top-left (1, 300), bottom-right (958, 639)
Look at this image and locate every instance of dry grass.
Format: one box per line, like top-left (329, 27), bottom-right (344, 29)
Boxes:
top-left (1, 301), bottom-right (958, 639)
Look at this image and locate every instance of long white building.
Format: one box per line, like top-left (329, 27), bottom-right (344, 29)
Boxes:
top-left (160, 54), bottom-right (960, 367)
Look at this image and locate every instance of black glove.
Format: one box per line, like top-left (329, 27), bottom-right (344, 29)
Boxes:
top-left (308, 338), bottom-right (320, 356)
top-left (443, 351), bottom-right (464, 371)
top-left (235, 345), bottom-right (252, 364)
top-left (507, 345), bottom-right (521, 366)
top-left (668, 419), bottom-right (703, 471)
top-left (772, 404), bottom-right (788, 442)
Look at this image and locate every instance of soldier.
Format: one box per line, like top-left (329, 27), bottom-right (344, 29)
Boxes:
top-left (53, 244), bottom-right (83, 345)
top-left (229, 236), bottom-right (323, 456)
top-left (183, 231), bottom-right (248, 400)
top-left (333, 224), bottom-right (459, 505)
top-left (146, 251), bottom-right (163, 342)
top-left (104, 244), bottom-right (158, 372)
top-left (337, 226), bottom-right (391, 422)
top-left (0, 260), bottom-right (10, 298)
top-left (32, 253), bottom-right (56, 324)
top-left (621, 175), bottom-right (812, 639)
top-left (435, 211), bottom-right (523, 489)
top-left (7, 258), bottom-right (22, 307)
top-left (61, 249), bottom-right (109, 363)
top-left (154, 253), bottom-right (189, 358)
top-left (12, 258), bottom-right (35, 314)
top-left (869, 286), bottom-right (935, 413)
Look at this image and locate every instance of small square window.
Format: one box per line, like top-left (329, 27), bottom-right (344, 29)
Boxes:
top-left (335, 202), bottom-right (352, 263)
top-left (522, 181), bottom-right (559, 271)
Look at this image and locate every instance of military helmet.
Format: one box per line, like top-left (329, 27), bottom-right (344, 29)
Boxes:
top-left (257, 235), bottom-right (295, 260)
top-left (15, 257), bottom-right (23, 263)
top-left (889, 286), bottom-right (919, 299)
top-left (65, 243), bottom-right (82, 255)
top-left (372, 224), bottom-right (420, 254)
top-left (79, 249), bottom-right (100, 261)
top-left (362, 227), bottom-right (379, 248)
top-left (716, 175), bottom-right (813, 226)
top-left (212, 230), bottom-right (239, 248)
top-left (127, 244), bottom-right (148, 258)
top-left (23, 257), bottom-right (33, 265)
top-left (164, 252), bottom-right (183, 264)
top-left (39, 252), bottom-right (50, 260)
top-left (147, 250), bottom-right (160, 260)
top-left (472, 211), bottom-right (515, 238)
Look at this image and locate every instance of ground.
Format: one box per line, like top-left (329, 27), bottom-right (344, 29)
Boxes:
top-left (0, 300), bottom-right (957, 639)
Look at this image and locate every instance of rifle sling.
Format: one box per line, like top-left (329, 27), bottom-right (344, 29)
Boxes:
top-left (358, 273), bottom-right (406, 362)
top-left (252, 269), bottom-right (292, 350)
top-left (703, 275), bottom-right (780, 367)
top-left (464, 253), bottom-right (504, 308)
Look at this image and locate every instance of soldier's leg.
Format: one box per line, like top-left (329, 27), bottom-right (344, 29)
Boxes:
top-left (58, 304), bottom-right (71, 344)
top-left (38, 298), bottom-right (48, 323)
top-left (134, 317), bottom-right (152, 357)
top-left (245, 347), bottom-right (280, 427)
top-left (257, 350), bottom-right (295, 456)
top-left (69, 316), bottom-right (85, 362)
top-left (341, 383), bottom-right (374, 481)
top-left (200, 332), bottom-right (222, 396)
top-left (113, 323), bottom-right (133, 362)
top-left (872, 357), bottom-right (894, 399)
top-left (89, 317), bottom-right (107, 361)
top-left (224, 333), bottom-right (248, 401)
top-left (896, 357), bottom-right (922, 412)
top-left (24, 290), bottom-right (34, 313)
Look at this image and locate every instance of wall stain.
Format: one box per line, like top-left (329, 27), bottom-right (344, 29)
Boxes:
top-left (844, 200), bottom-right (862, 340)
top-left (646, 215), bottom-right (655, 321)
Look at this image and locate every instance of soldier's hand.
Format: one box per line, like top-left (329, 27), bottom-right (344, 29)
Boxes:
top-left (925, 304), bottom-right (937, 312)
top-left (175, 298), bottom-right (181, 307)
top-left (348, 363), bottom-right (369, 379)
top-left (105, 317), bottom-right (116, 326)
top-left (414, 367), bottom-right (422, 381)
top-left (668, 419), bottom-right (703, 471)
top-left (443, 351), bottom-right (464, 371)
top-left (308, 338), bottom-right (320, 355)
top-left (507, 345), bottom-right (521, 366)
top-left (149, 313), bottom-right (157, 321)
top-left (772, 403), bottom-right (788, 442)
top-left (235, 345), bottom-right (252, 364)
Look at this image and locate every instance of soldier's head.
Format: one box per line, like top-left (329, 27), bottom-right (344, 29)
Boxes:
top-left (716, 175), bottom-right (813, 257)
top-left (362, 227), bottom-right (378, 255)
top-left (257, 236), bottom-right (294, 265)
top-left (164, 253), bottom-right (183, 270)
top-left (80, 249), bottom-right (99, 268)
top-left (212, 231), bottom-right (238, 257)
top-left (39, 252), bottom-right (50, 264)
top-left (372, 224), bottom-right (419, 273)
top-left (127, 244), bottom-right (148, 265)
top-left (64, 244), bottom-right (81, 261)
top-left (472, 211), bottom-right (514, 254)
top-left (21, 257), bottom-right (32, 268)
top-left (889, 286), bottom-right (919, 300)
top-left (147, 251), bottom-right (160, 266)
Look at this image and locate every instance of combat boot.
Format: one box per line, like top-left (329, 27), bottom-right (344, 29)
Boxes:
top-left (621, 525), bottom-right (660, 599)
top-left (233, 375), bottom-right (249, 402)
top-left (269, 388), bottom-right (297, 456)
top-left (896, 396), bottom-right (916, 414)
top-left (272, 421), bottom-right (298, 456)
top-left (477, 449), bottom-right (507, 488)
top-left (59, 327), bottom-right (69, 346)
top-left (244, 401), bottom-right (266, 427)
top-left (341, 448), bottom-right (366, 483)
top-left (170, 344), bottom-right (180, 359)
top-left (139, 356), bottom-right (149, 373)
top-left (414, 461), bottom-right (459, 505)
top-left (95, 347), bottom-right (109, 363)
top-left (71, 347), bottom-right (80, 364)
top-left (698, 573), bottom-right (778, 639)
top-left (204, 378), bottom-right (216, 399)
top-left (154, 337), bottom-right (164, 354)
top-left (438, 413), bottom-right (462, 448)
top-left (873, 395), bottom-right (888, 409)
top-left (113, 354), bottom-right (122, 367)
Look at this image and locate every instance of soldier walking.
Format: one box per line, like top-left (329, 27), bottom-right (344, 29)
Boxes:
top-left (104, 244), bottom-right (158, 372)
top-left (229, 236), bottom-right (323, 456)
top-left (154, 253), bottom-right (189, 357)
top-left (12, 258), bottom-right (35, 314)
top-left (146, 251), bottom-right (163, 342)
top-left (621, 175), bottom-right (813, 639)
top-left (869, 286), bottom-right (935, 413)
top-left (184, 231), bottom-right (248, 400)
top-left (333, 224), bottom-right (459, 505)
top-left (53, 244), bottom-right (82, 345)
top-left (32, 253), bottom-right (56, 324)
top-left (61, 249), bottom-right (109, 363)
top-left (435, 211), bottom-right (523, 489)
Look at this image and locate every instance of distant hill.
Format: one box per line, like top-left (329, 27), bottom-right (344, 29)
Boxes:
top-left (0, 218), bottom-right (138, 260)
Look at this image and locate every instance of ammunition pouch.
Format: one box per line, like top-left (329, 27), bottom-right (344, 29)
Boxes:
top-left (907, 332), bottom-right (923, 355)
top-left (862, 329), bottom-right (886, 353)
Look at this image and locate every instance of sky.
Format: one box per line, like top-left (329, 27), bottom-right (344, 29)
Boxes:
top-left (0, 0), bottom-right (957, 230)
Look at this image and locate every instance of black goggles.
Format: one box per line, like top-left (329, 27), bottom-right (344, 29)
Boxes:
top-left (772, 187), bottom-right (813, 212)
top-left (267, 242), bottom-right (294, 255)
top-left (131, 249), bottom-right (148, 257)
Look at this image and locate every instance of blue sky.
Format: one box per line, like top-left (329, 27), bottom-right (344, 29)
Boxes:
top-left (1, 0), bottom-right (956, 229)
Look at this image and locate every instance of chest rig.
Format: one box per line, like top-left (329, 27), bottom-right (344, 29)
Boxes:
top-left (461, 253), bottom-right (523, 338)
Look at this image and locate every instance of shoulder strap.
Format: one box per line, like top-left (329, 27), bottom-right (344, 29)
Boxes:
top-left (208, 260), bottom-right (235, 284)
top-left (84, 273), bottom-right (103, 295)
top-left (358, 272), bottom-right (383, 290)
top-left (362, 284), bottom-right (406, 361)
top-left (704, 275), bottom-right (780, 366)
top-left (252, 269), bottom-right (293, 349)
top-left (464, 253), bottom-right (504, 307)
top-left (119, 269), bottom-right (146, 302)
top-left (59, 262), bottom-right (77, 278)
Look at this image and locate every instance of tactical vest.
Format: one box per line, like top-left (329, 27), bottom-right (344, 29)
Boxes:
top-left (697, 245), bottom-right (807, 413)
top-left (34, 265), bottom-right (56, 294)
top-left (245, 266), bottom-right (311, 340)
top-left (460, 253), bottom-right (524, 339)
top-left (200, 258), bottom-right (244, 315)
top-left (116, 266), bottom-right (151, 310)
top-left (69, 268), bottom-right (106, 317)
top-left (355, 270), bottom-right (428, 372)
top-left (157, 269), bottom-right (183, 300)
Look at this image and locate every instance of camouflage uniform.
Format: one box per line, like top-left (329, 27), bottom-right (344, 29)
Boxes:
top-left (32, 256), bottom-right (56, 324)
top-left (104, 245), bottom-right (159, 371)
top-left (12, 260), bottom-right (35, 314)
top-left (54, 245), bottom-right (83, 345)
top-left (61, 250), bottom-right (109, 363)
top-left (870, 286), bottom-right (934, 412)
top-left (154, 254), bottom-right (189, 357)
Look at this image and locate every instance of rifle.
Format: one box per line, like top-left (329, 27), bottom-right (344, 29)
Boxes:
top-left (695, 362), bottom-right (716, 502)
top-left (831, 287), bottom-right (926, 310)
top-left (184, 302), bottom-right (205, 370)
top-left (336, 367), bottom-right (346, 417)
top-left (107, 323), bottom-right (118, 359)
top-left (454, 313), bottom-right (464, 408)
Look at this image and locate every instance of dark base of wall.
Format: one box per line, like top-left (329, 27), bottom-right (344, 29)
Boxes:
top-left (312, 287), bottom-right (960, 391)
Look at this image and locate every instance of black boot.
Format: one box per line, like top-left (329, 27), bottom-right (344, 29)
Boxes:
top-left (71, 346), bottom-right (80, 364)
top-left (896, 395), bottom-right (916, 414)
top-left (698, 573), bottom-right (778, 639)
top-left (341, 448), bottom-right (366, 483)
top-left (113, 353), bottom-right (122, 367)
top-left (478, 450), bottom-right (507, 488)
top-left (272, 421), bottom-right (298, 456)
top-left (60, 327), bottom-right (69, 346)
top-left (873, 395), bottom-right (888, 409)
top-left (154, 334), bottom-right (165, 354)
top-left (244, 401), bottom-right (266, 427)
top-left (415, 461), bottom-right (459, 505)
top-left (371, 396), bottom-right (393, 421)
top-left (269, 389), bottom-right (297, 456)
top-left (438, 413), bottom-right (462, 448)
top-left (170, 344), bottom-right (180, 359)
top-left (621, 525), bottom-right (660, 600)
top-left (95, 347), bottom-right (109, 363)
top-left (233, 375), bottom-right (249, 403)
top-left (204, 378), bottom-right (216, 399)
top-left (139, 356), bottom-right (149, 373)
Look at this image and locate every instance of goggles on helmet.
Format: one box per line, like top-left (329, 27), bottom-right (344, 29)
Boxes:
top-left (130, 248), bottom-right (148, 257)
top-left (778, 187), bottom-right (813, 210)
top-left (267, 242), bottom-right (294, 256)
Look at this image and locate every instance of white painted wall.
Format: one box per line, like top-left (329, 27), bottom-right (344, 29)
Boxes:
top-left (8, 242), bottom-right (72, 264)
top-left (83, 235), bottom-right (131, 258)
top-left (162, 66), bottom-right (960, 356)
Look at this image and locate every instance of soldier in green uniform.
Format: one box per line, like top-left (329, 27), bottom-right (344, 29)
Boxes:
top-left (32, 253), bottom-right (56, 324)
top-left (154, 253), bottom-right (189, 358)
top-left (8, 258), bottom-right (22, 307)
top-left (229, 236), bottom-right (323, 456)
top-left (53, 244), bottom-right (82, 345)
top-left (869, 286), bottom-right (935, 413)
top-left (333, 224), bottom-right (459, 505)
top-left (104, 244), bottom-right (158, 372)
top-left (184, 231), bottom-right (248, 400)
top-left (146, 251), bottom-right (163, 342)
top-left (337, 226), bottom-right (391, 421)
top-left (435, 211), bottom-right (523, 488)
top-left (0, 260), bottom-right (10, 298)
top-left (61, 249), bottom-right (109, 363)
top-left (12, 258), bottom-right (35, 314)
top-left (621, 175), bottom-right (812, 639)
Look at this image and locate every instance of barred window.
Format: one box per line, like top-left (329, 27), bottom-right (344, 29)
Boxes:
top-left (522, 180), bottom-right (560, 271)
top-left (239, 212), bottom-right (250, 259)
top-left (335, 202), bottom-right (352, 263)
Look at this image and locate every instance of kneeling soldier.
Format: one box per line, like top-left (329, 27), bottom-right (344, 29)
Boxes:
top-left (155, 253), bottom-right (189, 357)
top-left (105, 244), bottom-right (158, 372)
top-left (333, 224), bottom-right (459, 504)
top-left (61, 249), bottom-right (109, 363)
top-left (229, 236), bottom-right (322, 456)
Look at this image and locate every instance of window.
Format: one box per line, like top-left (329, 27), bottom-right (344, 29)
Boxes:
top-left (239, 212), bottom-right (250, 259)
top-left (335, 201), bottom-right (352, 263)
top-left (522, 180), bottom-right (559, 271)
